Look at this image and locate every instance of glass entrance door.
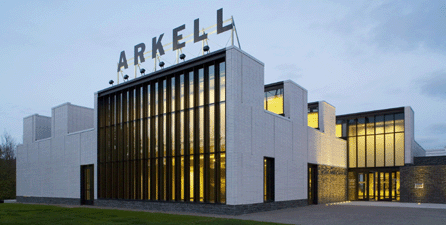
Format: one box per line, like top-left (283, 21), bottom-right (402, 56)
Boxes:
top-left (368, 172), bottom-right (375, 200)
top-left (354, 170), bottom-right (400, 201)
top-left (358, 173), bottom-right (367, 200)
top-left (378, 172), bottom-right (391, 201)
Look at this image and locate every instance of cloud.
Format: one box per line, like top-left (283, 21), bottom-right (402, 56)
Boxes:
top-left (427, 123), bottom-right (446, 135)
top-left (416, 70), bottom-right (446, 99)
top-left (274, 63), bottom-right (302, 80)
top-left (317, 1), bottom-right (446, 53)
top-left (370, 1), bottom-right (446, 52)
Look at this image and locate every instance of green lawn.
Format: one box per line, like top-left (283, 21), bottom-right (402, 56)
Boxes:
top-left (0, 203), bottom-right (285, 225)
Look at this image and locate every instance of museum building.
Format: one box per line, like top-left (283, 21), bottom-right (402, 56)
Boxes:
top-left (16, 46), bottom-right (446, 214)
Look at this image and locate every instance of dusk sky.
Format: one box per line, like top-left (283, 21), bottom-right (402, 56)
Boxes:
top-left (1, 0), bottom-right (445, 150)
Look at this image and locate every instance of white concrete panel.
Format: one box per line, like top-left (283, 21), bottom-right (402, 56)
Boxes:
top-left (23, 116), bottom-right (34, 143)
top-left (225, 47), bottom-right (308, 205)
top-left (18, 102), bottom-right (96, 200)
top-left (307, 127), bottom-right (347, 168)
top-left (80, 130), bottom-right (95, 165)
top-left (51, 136), bottom-right (65, 162)
top-left (68, 104), bottom-right (94, 134)
top-left (66, 134), bottom-right (81, 158)
top-left (35, 115), bottom-right (51, 140)
top-left (52, 104), bottom-right (69, 138)
top-left (320, 102), bottom-right (336, 136)
top-left (37, 140), bottom-right (51, 165)
top-left (405, 107), bottom-right (414, 164)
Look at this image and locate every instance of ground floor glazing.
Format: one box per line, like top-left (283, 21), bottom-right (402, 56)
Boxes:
top-left (348, 168), bottom-right (400, 201)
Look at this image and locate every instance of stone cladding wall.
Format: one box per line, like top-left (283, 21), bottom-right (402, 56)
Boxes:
top-left (317, 165), bottom-right (348, 204)
top-left (414, 156), bottom-right (446, 166)
top-left (17, 196), bottom-right (80, 205)
top-left (400, 165), bottom-right (446, 203)
top-left (16, 196), bottom-right (307, 215)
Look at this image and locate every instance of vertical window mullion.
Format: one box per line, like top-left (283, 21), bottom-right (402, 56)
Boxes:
top-left (135, 86), bottom-right (141, 200)
top-left (130, 88), bottom-right (135, 199)
top-left (166, 78), bottom-right (172, 201)
top-left (150, 82), bottom-right (156, 200)
top-left (184, 71), bottom-right (190, 202)
top-left (116, 92), bottom-right (122, 199)
top-left (158, 80), bottom-right (164, 201)
top-left (194, 68), bottom-right (200, 202)
top-left (142, 85), bottom-right (148, 200)
top-left (175, 74), bottom-right (181, 201)
top-left (204, 64), bottom-right (210, 202)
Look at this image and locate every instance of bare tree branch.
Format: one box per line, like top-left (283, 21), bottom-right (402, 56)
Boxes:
top-left (0, 131), bottom-right (16, 160)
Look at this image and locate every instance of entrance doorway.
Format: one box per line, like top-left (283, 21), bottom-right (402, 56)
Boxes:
top-left (81, 164), bottom-right (94, 205)
top-left (263, 157), bottom-right (275, 202)
top-left (308, 164), bottom-right (318, 205)
top-left (351, 170), bottom-right (400, 201)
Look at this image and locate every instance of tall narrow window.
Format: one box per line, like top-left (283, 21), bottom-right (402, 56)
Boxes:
top-left (366, 135), bottom-right (375, 167)
top-left (219, 62), bottom-right (225, 102)
top-left (308, 104), bottom-right (319, 129)
top-left (180, 74), bottom-right (184, 110)
top-left (189, 71), bottom-right (194, 108)
top-left (264, 157), bottom-right (275, 202)
top-left (376, 135), bottom-right (384, 167)
top-left (336, 120), bottom-right (343, 138)
top-left (199, 68), bottom-right (204, 106)
top-left (209, 65), bottom-right (215, 104)
top-left (358, 136), bottom-right (365, 168)
top-left (349, 137), bottom-right (357, 168)
top-left (395, 133), bottom-right (404, 166)
top-left (220, 152), bottom-right (226, 203)
top-left (190, 155), bottom-right (194, 201)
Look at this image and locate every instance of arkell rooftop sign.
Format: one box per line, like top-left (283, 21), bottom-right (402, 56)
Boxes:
top-left (117, 8), bottom-right (233, 73)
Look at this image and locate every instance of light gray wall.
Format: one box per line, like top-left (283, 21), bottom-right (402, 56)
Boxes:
top-left (35, 115), bottom-right (51, 140)
top-left (23, 114), bottom-right (51, 143)
top-left (17, 103), bottom-right (96, 199)
top-left (307, 101), bottom-right (347, 168)
top-left (405, 106), bottom-right (415, 164)
top-left (68, 104), bottom-right (94, 134)
top-left (225, 46), bottom-right (308, 205)
top-left (52, 103), bottom-right (94, 137)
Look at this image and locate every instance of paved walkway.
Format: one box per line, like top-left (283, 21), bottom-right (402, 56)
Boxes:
top-left (234, 202), bottom-right (446, 225)
top-left (342, 201), bottom-right (446, 209)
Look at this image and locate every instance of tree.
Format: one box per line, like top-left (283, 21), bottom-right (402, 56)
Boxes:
top-left (0, 131), bottom-right (16, 160)
top-left (0, 131), bottom-right (17, 200)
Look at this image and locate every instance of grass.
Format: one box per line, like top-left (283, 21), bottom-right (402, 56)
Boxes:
top-left (0, 203), bottom-right (285, 225)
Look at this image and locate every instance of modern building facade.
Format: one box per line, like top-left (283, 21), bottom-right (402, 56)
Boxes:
top-left (17, 46), bottom-right (445, 214)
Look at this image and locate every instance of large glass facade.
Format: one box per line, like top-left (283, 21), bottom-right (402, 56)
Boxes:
top-left (337, 111), bottom-right (405, 168)
top-left (98, 58), bottom-right (226, 204)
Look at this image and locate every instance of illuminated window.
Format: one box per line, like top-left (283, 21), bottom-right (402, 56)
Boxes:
top-left (98, 57), bottom-right (226, 204)
top-left (264, 84), bottom-right (284, 116)
top-left (394, 113), bottom-right (404, 132)
top-left (308, 103), bottom-right (319, 129)
top-left (349, 137), bottom-right (356, 168)
top-left (336, 124), bottom-right (342, 137)
top-left (338, 110), bottom-right (405, 169)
